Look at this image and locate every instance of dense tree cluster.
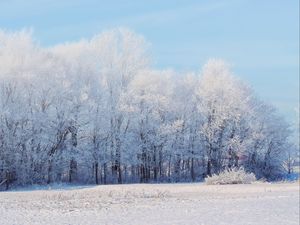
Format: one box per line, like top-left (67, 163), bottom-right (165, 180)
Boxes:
top-left (0, 29), bottom-right (292, 187)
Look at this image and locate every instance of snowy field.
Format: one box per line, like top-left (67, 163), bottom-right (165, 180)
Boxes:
top-left (0, 182), bottom-right (299, 225)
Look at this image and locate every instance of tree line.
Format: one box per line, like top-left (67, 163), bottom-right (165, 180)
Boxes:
top-left (0, 29), bottom-right (294, 188)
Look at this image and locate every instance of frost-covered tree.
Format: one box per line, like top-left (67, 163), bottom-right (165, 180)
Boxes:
top-left (196, 60), bottom-right (253, 176)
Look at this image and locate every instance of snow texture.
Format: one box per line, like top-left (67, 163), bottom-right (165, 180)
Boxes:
top-left (0, 182), bottom-right (299, 225)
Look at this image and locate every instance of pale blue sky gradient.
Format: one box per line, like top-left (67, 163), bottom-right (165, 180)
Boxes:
top-left (0, 0), bottom-right (299, 138)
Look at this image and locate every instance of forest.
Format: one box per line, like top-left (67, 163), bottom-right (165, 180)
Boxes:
top-left (0, 28), bottom-right (294, 187)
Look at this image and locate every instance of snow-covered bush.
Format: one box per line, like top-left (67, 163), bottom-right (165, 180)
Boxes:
top-left (205, 167), bottom-right (257, 185)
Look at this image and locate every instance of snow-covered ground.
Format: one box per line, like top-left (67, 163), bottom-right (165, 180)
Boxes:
top-left (0, 182), bottom-right (299, 225)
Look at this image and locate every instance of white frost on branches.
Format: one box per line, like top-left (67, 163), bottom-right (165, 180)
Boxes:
top-left (0, 29), bottom-right (293, 187)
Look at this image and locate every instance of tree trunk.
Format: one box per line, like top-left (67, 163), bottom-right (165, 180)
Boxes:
top-left (153, 147), bottom-right (158, 181)
top-left (5, 170), bottom-right (10, 190)
top-left (103, 163), bottom-right (107, 184)
top-left (168, 155), bottom-right (171, 181)
top-left (191, 158), bottom-right (195, 181)
top-left (117, 164), bottom-right (122, 184)
top-left (207, 160), bottom-right (212, 177)
top-left (47, 159), bottom-right (52, 184)
top-left (95, 162), bottom-right (99, 184)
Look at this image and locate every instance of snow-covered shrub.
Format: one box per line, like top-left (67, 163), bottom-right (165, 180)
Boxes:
top-left (205, 167), bottom-right (256, 185)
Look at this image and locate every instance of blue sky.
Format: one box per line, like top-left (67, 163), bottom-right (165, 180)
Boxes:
top-left (0, 0), bottom-right (299, 137)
